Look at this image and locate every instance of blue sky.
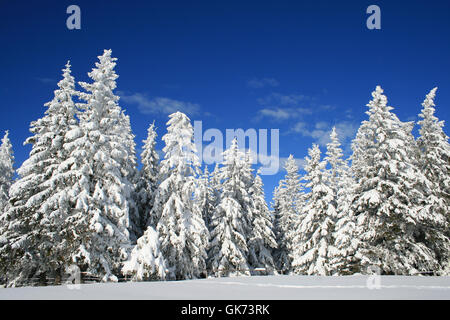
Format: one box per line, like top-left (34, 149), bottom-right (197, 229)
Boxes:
top-left (1, 0), bottom-right (449, 203)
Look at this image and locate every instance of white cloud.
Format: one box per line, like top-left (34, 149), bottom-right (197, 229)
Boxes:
top-left (257, 92), bottom-right (310, 107)
top-left (279, 156), bottom-right (307, 171)
top-left (247, 77), bottom-right (279, 89)
top-left (120, 92), bottom-right (200, 115)
top-left (254, 92), bottom-right (315, 122)
top-left (292, 120), bottom-right (358, 148)
top-left (259, 108), bottom-right (291, 121)
top-left (291, 121), bottom-right (308, 133)
top-left (256, 107), bottom-right (313, 122)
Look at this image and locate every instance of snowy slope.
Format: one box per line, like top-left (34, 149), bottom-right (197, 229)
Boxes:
top-left (0, 276), bottom-right (449, 300)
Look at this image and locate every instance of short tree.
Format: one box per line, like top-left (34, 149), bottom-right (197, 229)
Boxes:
top-left (122, 226), bottom-right (167, 281)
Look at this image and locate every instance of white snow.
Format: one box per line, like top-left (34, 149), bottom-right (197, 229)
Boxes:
top-left (0, 276), bottom-right (449, 300)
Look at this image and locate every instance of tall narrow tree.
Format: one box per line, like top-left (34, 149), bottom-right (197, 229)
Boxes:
top-left (150, 112), bottom-right (208, 280)
top-left (248, 169), bottom-right (277, 275)
top-left (195, 166), bottom-right (215, 232)
top-left (0, 131), bottom-right (14, 214)
top-left (0, 130), bottom-right (14, 285)
top-left (416, 88), bottom-right (450, 269)
top-left (324, 127), bottom-right (346, 207)
top-left (208, 138), bottom-right (252, 277)
top-left (325, 129), bottom-right (358, 274)
top-left (1, 62), bottom-right (80, 286)
top-left (136, 122), bottom-right (160, 230)
top-left (272, 155), bottom-right (302, 274)
top-left (67, 50), bottom-right (136, 281)
top-left (291, 145), bottom-right (336, 275)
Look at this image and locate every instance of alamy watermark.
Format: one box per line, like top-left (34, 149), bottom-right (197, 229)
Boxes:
top-left (194, 121), bottom-right (280, 175)
top-left (366, 5), bottom-right (381, 30)
top-left (65, 5), bottom-right (380, 31)
top-left (66, 5), bottom-right (81, 30)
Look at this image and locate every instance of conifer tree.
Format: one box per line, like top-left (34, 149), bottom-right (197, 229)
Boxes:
top-left (272, 155), bottom-right (302, 274)
top-left (291, 145), bottom-right (336, 275)
top-left (208, 138), bottom-right (252, 277)
top-left (416, 88), bottom-right (450, 269)
top-left (247, 169), bottom-right (277, 275)
top-left (66, 50), bottom-right (136, 281)
top-left (151, 112), bottom-right (208, 280)
top-left (1, 62), bottom-right (80, 286)
top-left (136, 122), bottom-right (160, 230)
top-left (324, 127), bottom-right (346, 207)
top-left (0, 131), bottom-right (14, 285)
top-left (0, 131), bottom-right (14, 214)
top-left (210, 163), bottom-right (221, 206)
top-left (195, 166), bottom-right (215, 231)
top-left (325, 129), bottom-right (358, 274)
top-left (122, 226), bottom-right (167, 281)
top-left (351, 86), bottom-right (438, 275)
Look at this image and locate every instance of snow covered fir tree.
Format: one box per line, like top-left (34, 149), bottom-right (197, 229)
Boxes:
top-left (291, 144), bottom-right (336, 276)
top-left (350, 86), bottom-right (447, 275)
top-left (207, 138), bottom-right (253, 277)
top-left (149, 112), bottom-right (209, 280)
top-left (272, 155), bottom-right (303, 274)
top-left (0, 61), bottom-right (81, 286)
top-left (0, 131), bottom-right (14, 215)
top-left (0, 49), bottom-right (449, 287)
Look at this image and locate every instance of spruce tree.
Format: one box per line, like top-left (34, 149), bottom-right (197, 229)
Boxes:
top-left (291, 145), bottom-right (336, 275)
top-left (351, 86), bottom-right (438, 275)
top-left (272, 155), bottom-right (302, 274)
top-left (136, 122), bottom-right (160, 230)
top-left (324, 127), bottom-right (346, 206)
top-left (195, 166), bottom-right (215, 232)
top-left (151, 112), bottom-right (208, 280)
top-left (247, 169), bottom-right (277, 275)
top-left (67, 50), bottom-right (136, 281)
top-left (416, 88), bottom-right (450, 269)
top-left (1, 62), bottom-right (80, 286)
top-left (0, 131), bottom-right (14, 214)
top-left (208, 138), bottom-right (252, 277)
top-left (0, 131), bottom-right (14, 285)
top-left (122, 226), bottom-right (167, 281)
top-left (325, 129), bottom-right (358, 274)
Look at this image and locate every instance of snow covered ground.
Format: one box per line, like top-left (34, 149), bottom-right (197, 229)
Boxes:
top-left (0, 275), bottom-right (449, 300)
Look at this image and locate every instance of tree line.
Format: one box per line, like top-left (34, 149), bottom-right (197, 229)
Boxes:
top-left (0, 50), bottom-right (449, 287)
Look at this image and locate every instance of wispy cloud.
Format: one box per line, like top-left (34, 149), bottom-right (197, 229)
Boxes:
top-left (292, 120), bottom-right (358, 149)
top-left (247, 77), bottom-right (279, 89)
top-left (35, 77), bottom-right (55, 84)
top-left (120, 92), bottom-right (200, 115)
top-left (257, 92), bottom-right (311, 107)
top-left (257, 107), bottom-right (313, 121)
top-left (279, 156), bottom-right (307, 170)
top-left (254, 92), bottom-right (314, 122)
